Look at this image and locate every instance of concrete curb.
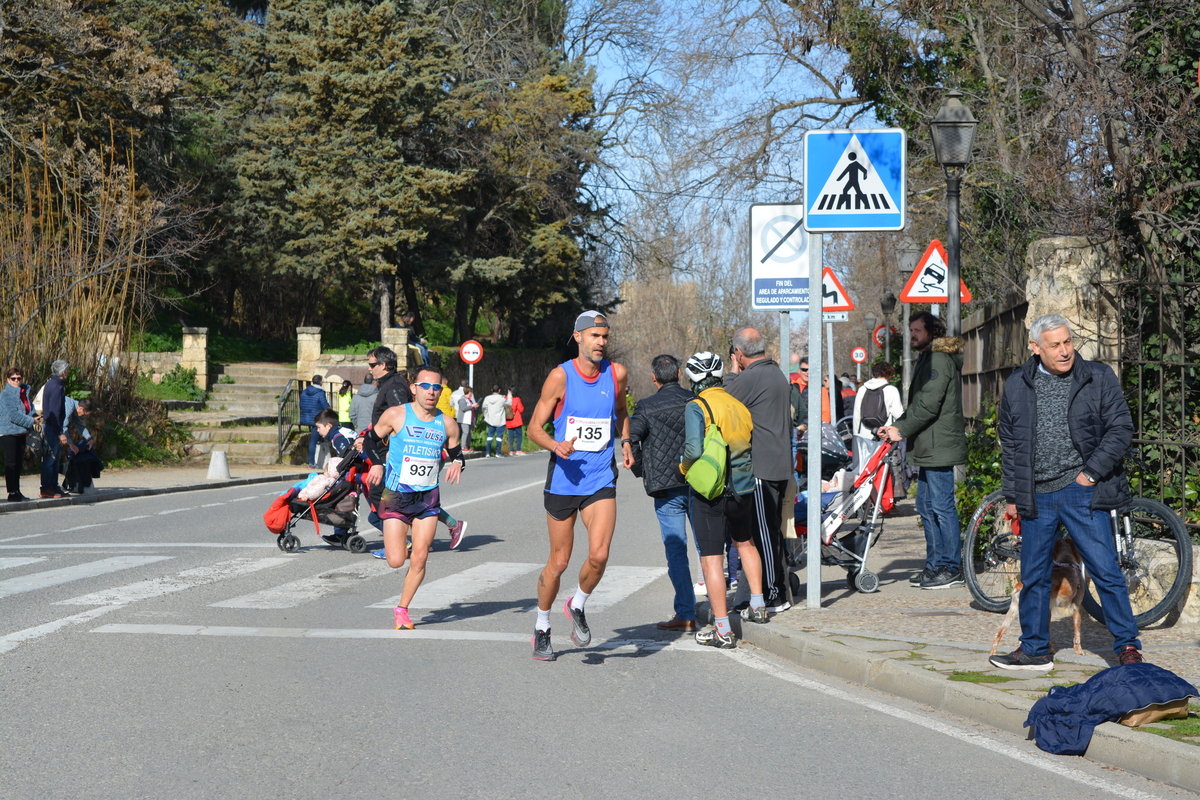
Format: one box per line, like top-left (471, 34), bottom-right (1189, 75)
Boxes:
top-left (0, 472), bottom-right (313, 515)
top-left (734, 620), bottom-right (1200, 792)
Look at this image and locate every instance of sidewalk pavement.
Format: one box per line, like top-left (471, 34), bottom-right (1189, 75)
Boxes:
top-left (724, 503), bottom-right (1200, 792)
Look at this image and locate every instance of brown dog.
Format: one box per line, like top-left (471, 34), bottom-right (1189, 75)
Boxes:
top-left (990, 536), bottom-right (1086, 656)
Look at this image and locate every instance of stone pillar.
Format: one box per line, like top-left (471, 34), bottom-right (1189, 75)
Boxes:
top-left (97, 325), bottom-right (122, 381)
top-left (381, 327), bottom-right (410, 372)
top-left (1024, 237), bottom-right (1120, 371)
top-left (180, 327), bottom-right (209, 390)
top-left (297, 327), bottom-right (322, 381)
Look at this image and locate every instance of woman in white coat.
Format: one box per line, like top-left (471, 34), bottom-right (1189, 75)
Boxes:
top-left (851, 362), bottom-right (905, 469)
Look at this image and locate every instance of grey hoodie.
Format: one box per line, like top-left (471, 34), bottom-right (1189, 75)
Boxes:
top-left (348, 383), bottom-right (377, 433)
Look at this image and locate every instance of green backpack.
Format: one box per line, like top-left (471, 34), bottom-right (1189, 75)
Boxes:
top-left (685, 396), bottom-right (728, 500)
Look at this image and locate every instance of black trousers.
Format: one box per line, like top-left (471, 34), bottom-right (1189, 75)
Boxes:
top-left (1, 434), bottom-right (27, 494)
top-left (752, 478), bottom-right (789, 604)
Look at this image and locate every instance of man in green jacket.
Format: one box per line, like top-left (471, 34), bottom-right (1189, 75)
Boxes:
top-left (879, 311), bottom-right (968, 589)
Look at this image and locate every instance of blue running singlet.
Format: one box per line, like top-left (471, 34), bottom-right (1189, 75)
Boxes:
top-left (385, 404), bottom-right (447, 493)
top-left (545, 360), bottom-right (618, 496)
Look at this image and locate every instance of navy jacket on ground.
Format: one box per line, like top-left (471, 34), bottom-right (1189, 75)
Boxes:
top-left (298, 385), bottom-right (329, 426)
top-left (1025, 663), bottom-right (1197, 755)
top-left (999, 355), bottom-right (1133, 518)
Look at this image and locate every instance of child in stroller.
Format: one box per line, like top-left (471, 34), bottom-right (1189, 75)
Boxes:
top-left (312, 408), bottom-right (365, 548)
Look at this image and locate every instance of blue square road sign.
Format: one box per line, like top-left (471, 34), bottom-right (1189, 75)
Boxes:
top-left (803, 129), bottom-right (906, 232)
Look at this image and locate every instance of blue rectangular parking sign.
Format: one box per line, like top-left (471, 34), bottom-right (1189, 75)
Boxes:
top-left (803, 129), bottom-right (906, 232)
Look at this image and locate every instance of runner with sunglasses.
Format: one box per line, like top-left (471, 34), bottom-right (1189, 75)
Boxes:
top-left (361, 366), bottom-right (466, 629)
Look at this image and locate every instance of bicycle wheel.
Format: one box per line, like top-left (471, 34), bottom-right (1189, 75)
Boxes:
top-left (1082, 497), bottom-right (1193, 627)
top-left (963, 490), bottom-right (1023, 613)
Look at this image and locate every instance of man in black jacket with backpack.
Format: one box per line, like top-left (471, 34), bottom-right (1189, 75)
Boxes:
top-left (623, 355), bottom-right (698, 632)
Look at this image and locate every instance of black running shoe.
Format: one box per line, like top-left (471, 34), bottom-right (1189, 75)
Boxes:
top-left (908, 568), bottom-right (934, 586)
top-left (988, 647), bottom-right (1053, 671)
top-left (532, 628), bottom-right (555, 661)
top-left (695, 627), bottom-right (738, 649)
top-left (564, 599), bottom-right (591, 647)
top-left (920, 568), bottom-right (965, 590)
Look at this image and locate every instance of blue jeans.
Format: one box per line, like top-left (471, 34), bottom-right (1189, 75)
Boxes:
top-left (915, 466), bottom-right (962, 572)
top-left (654, 487), bottom-right (696, 621)
top-left (307, 425), bottom-right (324, 466)
top-left (486, 425), bottom-right (505, 456)
top-left (41, 443), bottom-right (62, 492)
top-left (1018, 482), bottom-right (1141, 657)
top-left (506, 427), bottom-right (523, 452)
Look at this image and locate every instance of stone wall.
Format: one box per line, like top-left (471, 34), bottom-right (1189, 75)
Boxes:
top-left (428, 346), bottom-right (561, 398)
top-left (122, 351), bottom-right (183, 384)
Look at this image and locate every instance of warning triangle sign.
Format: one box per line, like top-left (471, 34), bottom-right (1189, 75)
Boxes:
top-left (899, 240), bottom-right (973, 303)
top-left (820, 267), bottom-right (855, 311)
top-left (808, 135), bottom-right (900, 217)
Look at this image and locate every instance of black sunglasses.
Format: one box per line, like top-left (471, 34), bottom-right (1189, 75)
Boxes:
top-left (367, 361), bottom-right (379, 368)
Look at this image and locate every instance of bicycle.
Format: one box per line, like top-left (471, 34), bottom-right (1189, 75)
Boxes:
top-left (963, 489), bottom-right (1193, 626)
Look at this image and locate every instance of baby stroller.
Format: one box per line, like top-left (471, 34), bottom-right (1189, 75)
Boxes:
top-left (263, 453), bottom-right (368, 554)
top-left (792, 424), bottom-right (899, 593)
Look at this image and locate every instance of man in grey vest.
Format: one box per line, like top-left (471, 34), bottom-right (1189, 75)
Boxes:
top-left (990, 314), bottom-right (1142, 670)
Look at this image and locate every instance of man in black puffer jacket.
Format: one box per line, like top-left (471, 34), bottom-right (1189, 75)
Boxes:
top-left (991, 314), bottom-right (1142, 672)
top-left (622, 355), bottom-right (697, 632)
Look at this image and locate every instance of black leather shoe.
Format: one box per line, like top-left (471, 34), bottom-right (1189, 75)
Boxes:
top-left (7, 492), bottom-right (28, 502)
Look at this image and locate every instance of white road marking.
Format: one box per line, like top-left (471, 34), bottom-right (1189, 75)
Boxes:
top-left (199, 503), bottom-right (225, 508)
top-left (212, 561), bottom-right (394, 609)
top-left (523, 565), bottom-right (668, 613)
top-left (0, 556), bottom-right (172, 598)
top-left (91, 624), bottom-right (690, 650)
top-left (0, 542), bottom-right (282, 550)
top-left (0, 606), bottom-right (124, 655)
top-left (55, 558), bottom-right (292, 606)
top-left (229, 496), bottom-right (259, 502)
top-left (156, 508), bottom-right (190, 515)
top-left (118, 516), bottom-right (150, 521)
top-left (62, 524), bottom-right (104, 531)
top-left (724, 648), bottom-right (1162, 800)
top-left (0, 534), bottom-right (49, 543)
top-left (369, 561), bottom-right (541, 609)
top-left (0, 557), bottom-right (46, 570)
top-left (441, 480), bottom-right (544, 510)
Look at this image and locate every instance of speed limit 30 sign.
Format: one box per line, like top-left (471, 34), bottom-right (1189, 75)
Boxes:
top-left (851, 346), bottom-right (868, 364)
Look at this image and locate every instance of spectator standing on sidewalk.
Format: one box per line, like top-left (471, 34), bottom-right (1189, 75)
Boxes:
top-left (336, 380), bottom-right (354, 425)
top-left (1, 367), bottom-right (39, 502)
top-left (505, 385), bottom-right (525, 455)
top-left (299, 375), bottom-right (330, 468)
top-left (456, 386), bottom-right (478, 453)
top-left (481, 385), bottom-right (507, 457)
top-left (853, 362), bottom-right (904, 437)
top-left (348, 374), bottom-right (376, 433)
top-left (878, 311), bottom-right (967, 590)
top-left (39, 359), bottom-right (70, 498)
top-left (624, 354), bottom-right (697, 632)
top-left (724, 328), bottom-right (793, 612)
top-left (990, 314), bottom-right (1143, 671)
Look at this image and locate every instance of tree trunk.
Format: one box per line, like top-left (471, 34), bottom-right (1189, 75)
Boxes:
top-left (398, 270), bottom-right (422, 335)
top-left (375, 271), bottom-right (393, 337)
top-left (454, 275), bottom-right (473, 344)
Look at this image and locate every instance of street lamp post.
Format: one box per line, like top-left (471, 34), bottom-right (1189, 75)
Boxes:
top-left (929, 90), bottom-right (978, 337)
top-left (864, 311), bottom-right (877, 370)
top-left (894, 236), bottom-right (922, 396)
top-left (880, 292), bottom-right (897, 365)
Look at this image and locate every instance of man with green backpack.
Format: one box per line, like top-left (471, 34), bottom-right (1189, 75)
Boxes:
top-left (680, 352), bottom-right (767, 649)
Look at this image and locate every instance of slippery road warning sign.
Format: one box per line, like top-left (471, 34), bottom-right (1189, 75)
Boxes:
top-left (898, 240), bottom-right (973, 303)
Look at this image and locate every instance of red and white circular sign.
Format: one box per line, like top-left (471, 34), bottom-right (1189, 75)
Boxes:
top-left (873, 324), bottom-right (897, 348)
top-left (851, 346), bottom-right (868, 364)
top-left (459, 340), bottom-right (484, 365)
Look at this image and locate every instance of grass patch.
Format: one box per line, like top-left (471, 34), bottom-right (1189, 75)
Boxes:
top-left (948, 671), bottom-right (1022, 684)
top-left (134, 365), bottom-right (206, 402)
top-left (1133, 705), bottom-right (1200, 745)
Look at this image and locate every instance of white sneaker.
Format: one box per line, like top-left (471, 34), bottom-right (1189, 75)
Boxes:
top-left (692, 581), bottom-right (707, 597)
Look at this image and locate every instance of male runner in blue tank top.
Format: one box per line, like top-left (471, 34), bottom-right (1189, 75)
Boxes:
top-left (361, 367), bottom-right (465, 630)
top-left (526, 311), bottom-right (633, 661)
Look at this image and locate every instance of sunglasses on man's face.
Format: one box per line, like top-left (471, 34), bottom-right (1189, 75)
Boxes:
top-left (367, 361), bottom-right (379, 368)
top-left (799, 367), bottom-right (808, 372)
top-left (415, 382), bottom-right (443, 392)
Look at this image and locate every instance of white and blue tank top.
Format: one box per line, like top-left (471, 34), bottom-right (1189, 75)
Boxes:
top-left (385, 404), bottom-right (446, 493)
top-left (545, 360), bottom-right (618, 496)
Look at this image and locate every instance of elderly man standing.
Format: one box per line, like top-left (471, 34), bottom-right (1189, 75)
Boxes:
top-left (879, 311), bottom-right (967, 589)
top-left (624, 354), bottom-right (697, 632)
top-left (39, 359), bottom-right (70, 499)
top-left (990, 314), bottom-right (1143, 670)
top-left (725, 328), bottom-right (794, 612)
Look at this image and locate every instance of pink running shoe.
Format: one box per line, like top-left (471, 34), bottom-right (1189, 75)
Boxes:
top-left (448, 519), bottom-right (468, 550)
top-left (394, 607), bottom-right (414, 630)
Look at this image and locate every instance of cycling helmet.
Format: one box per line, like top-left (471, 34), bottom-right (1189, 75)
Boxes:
top-left (685, 351), bottom-right (724, 383)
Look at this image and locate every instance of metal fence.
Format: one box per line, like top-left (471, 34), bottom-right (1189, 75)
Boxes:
top-left (1101, 279), bottom-right (1200, 532)
top-left (277, 378), bottom-right (341, 463)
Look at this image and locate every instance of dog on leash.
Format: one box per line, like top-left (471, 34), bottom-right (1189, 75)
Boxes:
top-left (990, 536), bottom-right (1086, 656)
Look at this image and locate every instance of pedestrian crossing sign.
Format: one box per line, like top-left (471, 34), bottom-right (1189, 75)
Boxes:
top-left (803, 129), bottom-right (906, 232)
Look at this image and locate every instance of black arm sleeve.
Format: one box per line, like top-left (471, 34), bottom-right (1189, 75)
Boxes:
top-left (362, 428), bottom-right (386, 465)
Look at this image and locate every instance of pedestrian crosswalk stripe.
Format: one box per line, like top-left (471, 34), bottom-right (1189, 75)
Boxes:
top-left (55, 557), bottom-right (291, 606)
top-left (212, 560), bottom-right (394, 609)
top-left (564, 565), bottom-right (668, 612)
top-left (368, 561), bottom-right (541, 609)
top-left (0, 556), bottom-right (172, 599)
top-left (0, 557), bottom-right (46, 571)
top-left (92, 623), bottom-right (697, 652)
top-left (0, 542), bottom-right (283, 550)
top-left (0, 606), bottom-right (123, 655)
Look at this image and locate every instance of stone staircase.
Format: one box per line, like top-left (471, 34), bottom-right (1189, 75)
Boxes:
top-left (170, 363), bottom-right (297, 465)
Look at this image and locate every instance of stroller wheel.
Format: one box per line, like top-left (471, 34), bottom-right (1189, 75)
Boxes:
top-left (276, 534), bottom-right (286, 552)
top-left (789, 572), bottom-right (802, 599)
top-left (845, 569), bottom-right (859, 592)
top-left (281, 534), bottom-right (300, 553)
top-left (854, 570), bottom-right (880, 593)
top-left (345, 535), bottom-right (367, 554)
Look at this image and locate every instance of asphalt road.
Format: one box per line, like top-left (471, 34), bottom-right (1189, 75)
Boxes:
top-left (1, 455), bottom-right (1192, 799)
